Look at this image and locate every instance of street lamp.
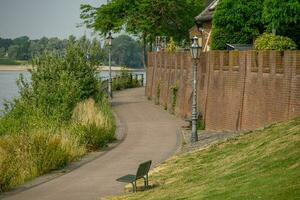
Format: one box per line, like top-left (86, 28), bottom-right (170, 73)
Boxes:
top-left (190, 36), bottom-right (202, 143)
top-left (106, 32), bottom-right (114, 99)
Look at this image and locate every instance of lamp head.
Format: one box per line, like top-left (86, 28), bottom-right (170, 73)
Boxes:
top-left (106, 32), bottom-right (114, 46)
top-left (190, 36), bottom-right (201, 59)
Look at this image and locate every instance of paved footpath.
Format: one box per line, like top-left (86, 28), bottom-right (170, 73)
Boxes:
top-left (2, 88), bottom-right (184, 200)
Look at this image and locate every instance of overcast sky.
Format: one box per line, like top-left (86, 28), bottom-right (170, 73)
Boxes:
top-left (0, 0), bottom-right (107, 40)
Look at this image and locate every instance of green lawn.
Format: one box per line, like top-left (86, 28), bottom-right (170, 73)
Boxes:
top-left (0, 58), bottom-right (29, 65)
top-left (0, 58), bottom-right (20, 65)
top-left (108, 118), bottom-right (300, 200)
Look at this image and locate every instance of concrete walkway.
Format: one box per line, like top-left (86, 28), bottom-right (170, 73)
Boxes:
top-left (2, 88), bottom-right (184, 200)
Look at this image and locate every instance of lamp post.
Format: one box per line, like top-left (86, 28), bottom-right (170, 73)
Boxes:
top-left (190, 36), bottom-right (202, 143)
top-left (106, 32), bottom-right (114, 99)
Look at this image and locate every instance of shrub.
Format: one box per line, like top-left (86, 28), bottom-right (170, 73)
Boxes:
top-left (254, 33), bottom-right (297, 51)
top-left (27, 42), bottom-right (99, 121)
top-left (166, 37), bottom-right (177, 52)
top-left (112, 68), bottom-right (141, 91)
top-left (170, 84), bottom-right (179, 114)
top-left (155, 82), bottom-right (161, 105)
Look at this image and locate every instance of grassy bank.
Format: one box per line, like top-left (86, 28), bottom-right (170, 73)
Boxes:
top-left (0, 98), bottom-right (115, 192)
top-left (0, 42), bottom-right (116, 192)
top-left (0, 58), bottom-right (28, 66)
top-left (0, 58), bottom-right (20, 65)
top-left (108, 118), bottom-right (300, 200)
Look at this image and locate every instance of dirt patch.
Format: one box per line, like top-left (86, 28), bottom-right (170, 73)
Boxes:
top-left (180, 128), bottom-right (242, 153)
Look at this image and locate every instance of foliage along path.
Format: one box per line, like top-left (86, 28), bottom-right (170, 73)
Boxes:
top-left (2, 88), bottom-right (184, 200)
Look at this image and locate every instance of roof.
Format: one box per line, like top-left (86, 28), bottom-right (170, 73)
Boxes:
top-left (195, 0), bottom-right (219, 23)
top-left (226, 44), bottom-right (253, 51)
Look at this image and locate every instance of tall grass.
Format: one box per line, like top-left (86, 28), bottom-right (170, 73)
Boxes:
top-left (0, 98), bottom-right (116, 192)
top-left (0, 130), bottom-right (85, 192)
top-left (72, 98), bottom-right (116, 149)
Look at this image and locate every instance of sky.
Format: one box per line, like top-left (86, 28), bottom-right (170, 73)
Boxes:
top-left (0, 0), bottom-right (107, 40)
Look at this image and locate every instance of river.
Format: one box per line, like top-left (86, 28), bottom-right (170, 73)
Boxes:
top-left (0, 70), bottom-right (145, 111)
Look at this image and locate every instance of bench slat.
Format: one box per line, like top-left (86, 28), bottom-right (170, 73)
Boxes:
top-left (116, 174), bottom-right (136, 183)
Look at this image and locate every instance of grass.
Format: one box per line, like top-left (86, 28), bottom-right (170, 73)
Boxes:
top-left (0, 131), bottom-right (85, 192)
top-left (72, 98), bottom-right (116, 149)
top-left (0, 98), bottom-right (115, 192)
top-left (0, 58), bottom-right (21, 65)
top-left (107, 118), bottom-right (300, 200)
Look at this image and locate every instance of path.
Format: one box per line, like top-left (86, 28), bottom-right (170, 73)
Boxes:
top-left (2, 88), bottom-right (184, 200)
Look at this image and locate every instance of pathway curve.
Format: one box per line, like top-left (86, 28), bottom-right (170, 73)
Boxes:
top-left (2, 88), bottom-right (184, 200)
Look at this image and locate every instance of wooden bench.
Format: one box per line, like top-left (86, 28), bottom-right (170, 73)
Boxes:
top-left (116, 160), bottom-right (152, 192)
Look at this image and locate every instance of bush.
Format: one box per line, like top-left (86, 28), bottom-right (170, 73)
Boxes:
top-left (254, 33), bottom-right (297, 51)
top-left (112, 68), bottom-right (141, 91)
top-left (166, 37), bottom-right (177, 52)
top-left (27, 42), bottom-right (99, 122)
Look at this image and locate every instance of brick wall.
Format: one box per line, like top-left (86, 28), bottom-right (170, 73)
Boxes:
top-left (146, 50), bottom-right (300, 131)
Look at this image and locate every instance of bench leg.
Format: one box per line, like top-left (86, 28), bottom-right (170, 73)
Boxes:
top-left (143, 177), bottom-right (147, 189)
top-left (146, 174), bottom-right (149, 187)
top-left (131, 182), bottom-right (136, 193)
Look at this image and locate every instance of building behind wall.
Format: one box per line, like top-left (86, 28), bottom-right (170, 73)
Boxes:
top-left (190, 0), bottom-right (218, 52)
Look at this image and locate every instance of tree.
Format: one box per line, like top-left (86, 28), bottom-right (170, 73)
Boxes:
top-left (0, 47), bottom-right (6, 57)
top-left (77, 35), bottom-right (106, 66)
top-left (81, 0), bottom-right (204, 66)
top-left (111, 35), bottom-right (143, 68)
top-left (12, 36), bottom-right (30, 60)
top-left (28, 40), bottom-right (43, 58)
top-left (0, 38), bottom-right (12, 52)
top-left (211, 0), bottom-right (264, 50)
top-left (90, 38), bottom-right (107, 65)
top-left (46, 37), bottom-right (66, 55)
top-left (7, 45), bottom-right (19, 59)
top-left (262, 0), bottom-right (300, 47)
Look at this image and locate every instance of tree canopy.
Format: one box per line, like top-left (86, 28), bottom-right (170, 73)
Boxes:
top-left (262, 0), bottom-right (300, 47)
top-left (211, 0), bottom-right (264, 50)
top-left (80, 0), bottom-right (204, 43)
top-left (111, 35), bottom-right (143, 68)
top-left (211, 0), bottom-right (300, 49)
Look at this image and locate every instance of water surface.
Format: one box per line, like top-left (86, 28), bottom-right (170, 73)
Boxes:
top-left (0, 70), bottom-right (145, 111)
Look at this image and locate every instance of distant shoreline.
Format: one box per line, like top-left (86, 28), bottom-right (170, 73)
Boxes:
top-left (0, 65), bottom-right (145, 72)
top-left (0, 65), bottom-right (31, 71)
